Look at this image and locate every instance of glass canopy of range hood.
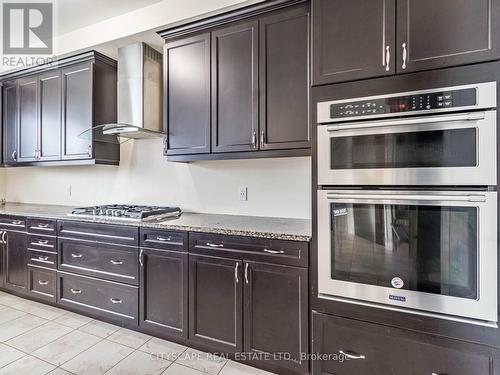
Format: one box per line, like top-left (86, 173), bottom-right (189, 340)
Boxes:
top-left (78, 124), bottom-right (165, 144)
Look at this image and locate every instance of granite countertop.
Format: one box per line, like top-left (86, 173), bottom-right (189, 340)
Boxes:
top-left (0, 203), bottom-right (312, 242)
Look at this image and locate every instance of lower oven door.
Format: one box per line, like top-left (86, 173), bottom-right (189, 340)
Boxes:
top-left (317, 189), bottom-right (498, 323)
top-left (317, 111), bottom-right (497, 186)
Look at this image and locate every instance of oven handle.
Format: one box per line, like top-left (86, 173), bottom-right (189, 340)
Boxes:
top-left (325, 112), bottom-right (485, 132)
top-left (326, 192), bottom-right (487, 203)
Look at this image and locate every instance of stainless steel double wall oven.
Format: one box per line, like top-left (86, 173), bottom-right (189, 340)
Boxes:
top-left (317, 82), bottom-right (498, 324)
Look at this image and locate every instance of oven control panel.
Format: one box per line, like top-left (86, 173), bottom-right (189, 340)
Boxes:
top-left (330, 87), bottom-right (477, 119)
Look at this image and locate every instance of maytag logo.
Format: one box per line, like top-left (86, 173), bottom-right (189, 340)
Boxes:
top-left (389, 295), bottom-right (406, 302)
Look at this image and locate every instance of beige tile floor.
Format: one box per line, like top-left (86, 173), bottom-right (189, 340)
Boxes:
top-left (0, 291), bottom-right (274, 375)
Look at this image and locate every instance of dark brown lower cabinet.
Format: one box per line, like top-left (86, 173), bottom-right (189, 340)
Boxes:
top-left (189, 254), bottom-right (243, 353)
top-left (312, 312), bottom-right (500, 375)
top-left (28, 265), bottom-right (56, 302)
top-left (244, 261), bottom-right (309, 373)
top-left (3, 230), bottom-right (28, 294)
top-left (140, 248), bottom-right (188, 339)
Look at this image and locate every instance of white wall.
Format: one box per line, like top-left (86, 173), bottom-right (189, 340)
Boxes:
top-left (3, 139), bottom-right (311, 219)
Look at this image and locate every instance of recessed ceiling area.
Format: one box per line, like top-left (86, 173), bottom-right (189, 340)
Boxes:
top-left (56, 0), bottom-right (164, 35)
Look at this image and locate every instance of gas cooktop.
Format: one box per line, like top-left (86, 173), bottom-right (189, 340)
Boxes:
top-left (68, 204), bottom-right (182, 222)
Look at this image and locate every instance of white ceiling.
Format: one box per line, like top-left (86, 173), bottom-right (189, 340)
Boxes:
top-left (56, 0), bottom-right (164, 35)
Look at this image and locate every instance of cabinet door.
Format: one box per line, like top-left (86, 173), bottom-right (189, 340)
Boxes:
top-left (4, 230), bottom-right (27, 293)
top-left (39, 71), bottom-right (61, 160)
top-left (140, 248), bottom-right (188, 339)
top-left (397, 0), bottom-right (500, 73)
top-left (189, 254), bottom-right (243, 353)
top-left (3, 82), bottom-right (18, 164)
top-left (212, 21), bottom-right (258, 153)
top-left (260, 5), bottom-right (310, 150)
top-left (18, 76), bottom-right (38, 162)
top-left (62, 62), bottom-right (93, 160)
top-left (312, 0), bottom-right (396, 85)
top-left (244, 262), bottom-right (309, 373)
top-left (165, 34), bottom-right (211, 155)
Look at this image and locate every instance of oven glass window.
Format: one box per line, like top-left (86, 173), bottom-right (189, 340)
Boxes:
top-left (330, 128), bottom-right (476, 169)
top-left (330, 203), bottom-right (478, 299)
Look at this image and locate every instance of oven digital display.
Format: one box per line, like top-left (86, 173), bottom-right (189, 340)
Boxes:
top-left (330, 87), bottom-right (477, 119)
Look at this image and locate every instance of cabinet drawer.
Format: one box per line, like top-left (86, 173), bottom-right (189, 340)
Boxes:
top-left (28, 266), bottom-right (56, 302)
top-left (27, 218), bottom-right (56, 235)
top-left (57, 220), bottom-right (139, 246)
top-left (312, 312), bottom-right (410, 375)
top-left (189, 232), bottom-right (308, 267)
top-left (29, 250), bottom-right (57, 269)
top-left (0, 216), bottom-right (26, 231)
top-left (140, 228), bottom-right (187, 252)
top-left (28, 234), bottom-right (56, 252)
top-left (58, 272), bottom-right (138, 323)
top-left (58, 238), bottom-right (138, 285)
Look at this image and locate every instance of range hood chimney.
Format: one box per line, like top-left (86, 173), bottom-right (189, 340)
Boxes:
top-left (102, 42), bottom-right (163, 139)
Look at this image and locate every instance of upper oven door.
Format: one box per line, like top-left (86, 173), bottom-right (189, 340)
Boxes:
top-left (317, 189), bottom-right (498, 323)
top-left (318, 110), bottom-right (497, 186)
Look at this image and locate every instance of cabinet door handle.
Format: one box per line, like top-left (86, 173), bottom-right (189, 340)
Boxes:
top-left (234, 263), bottom-right (240, 283)
top-left (206, 242), bottom-right (224, 248)
top-left (37, 223), bottom-right (49, 228)
top-left (2, 231), bottom-right (6, 244)
top-left (11, 150), bottom-right (17, 161)
top-left (263, 249), bottom-right (285, 254)
top-left (139, 249), bottom-right (144, 267)
top-left (70, 288), bottom-right (82, 294)
top-left (252, 130), bottom-right (257, 148)
top-left (385, 45), bottom-right (390, 71)
top-left (260, 130), bottom-right (265, 147)
top-left (71, 253), bottom-right (83, 258)
top-left (402, 42), bottom-right (407, 69)
top-left (0, 231), bottom-right (4, 244)
top-left (36, 256), bottom-right (49, 261)
top-left (110, 298), bottom-right (122, 304)
top-left (110, 259), bottom-right (123, 265)
top-left (38, 280), bottom-right (49, 286)
top-left (156, 236), bottom-right (171, 242)
top-left (37, 239), bottom-right (49, 245)
top-left (12, 220), bottom-right (23, 225)
top-left (244, 263), bottom-right (249, 284)
top-left (339, 350), bottom-right (365, 360)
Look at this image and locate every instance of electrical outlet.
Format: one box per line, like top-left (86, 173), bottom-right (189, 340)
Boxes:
top-left (238, 186), bottom-right (248, 201)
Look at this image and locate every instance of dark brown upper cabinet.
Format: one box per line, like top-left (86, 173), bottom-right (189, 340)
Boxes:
top-left (140, 247), bottom-right (188, 339)
top-left (313, 0), bottom-right (500, 85)
top-left (312, 0), bottom-right (396, 85)
top-left (397, 0), bottom-right (500, 73)
top-left (243, 261), bottom-right (309, 374)
top-left (3, 81), bottom-right (18, 165)
top-left (39, 71), bottom-right (62, 161)
top-left (212, 21), bottom-right (259, 153)
top-left (260, 4), bottom-right (310, 150)
top-left (189, 254), bottom-right (243, 353)
top-left (61, 62), bottom-right (93, 160)
top-left (164, 34), bottom-right (211, 156)
top-left (160, 2), bottom-right (311, 161)
top-left (0, 51), bottom-right (118, 167)
top-left (17, 76), bottom-right (39, 163)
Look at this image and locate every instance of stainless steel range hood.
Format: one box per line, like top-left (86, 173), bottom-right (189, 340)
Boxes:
top-left (101, 42), bottom-right (163, 139)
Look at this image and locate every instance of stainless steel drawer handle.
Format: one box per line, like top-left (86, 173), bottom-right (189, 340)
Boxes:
top-left (156, 236), bottom-right (171, 242)
top-left (206, 242), bottom-right (224, 248)
top-left (110, 260), bottom-right (123, 265)
top-left (263, 249), bottom-right (285, 254)
top-left (37, 224), bottom-right (50, 228)
top-left (37, 240), bottom-right (49, 245)
top-left (38, 280), bottom-right (49, 286)
top-left (12, 220), bottom-right (23, 225)
top-left (70, 288), bottom-right (82, 294)
top-left (110, 298), bottom-right (122, 304)
top-left (37, 256), bottom-right (49, 261)
top-left (339, 350), bottom-right (365, 360)
top-left (71, 253), bottom-right (83, 258)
